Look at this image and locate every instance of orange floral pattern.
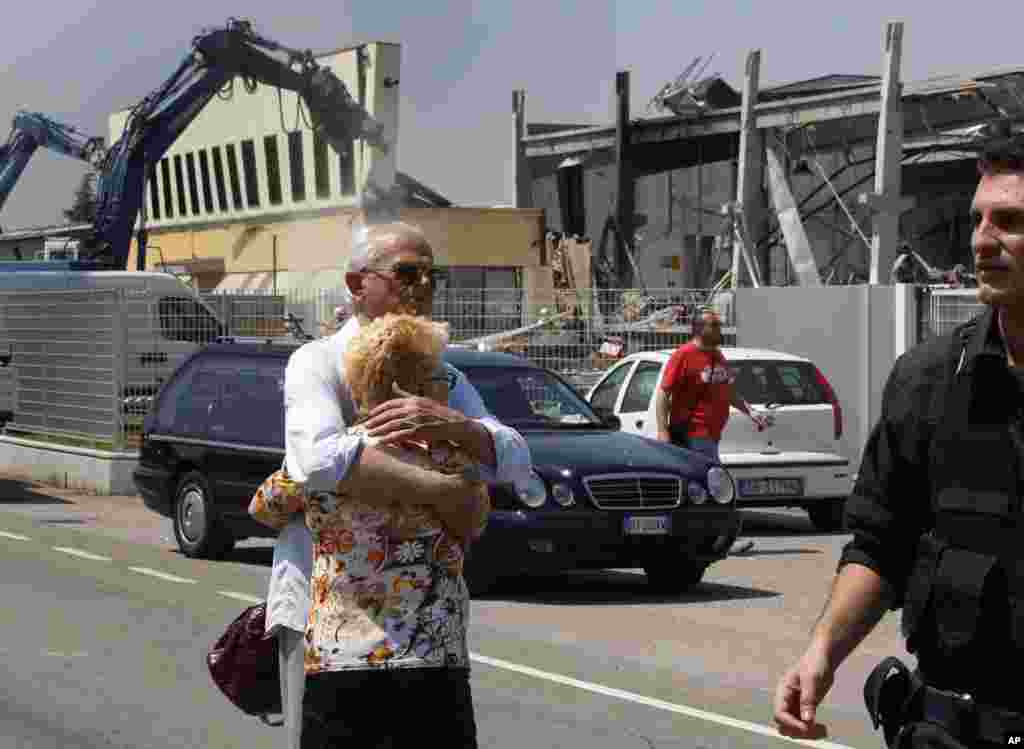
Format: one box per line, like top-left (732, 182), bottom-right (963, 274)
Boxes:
top-left (249, 433), bottom-right (489, 675)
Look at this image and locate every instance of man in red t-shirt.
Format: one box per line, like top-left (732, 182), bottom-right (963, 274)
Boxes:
top-left (655, 307), bottom-right (767, 554)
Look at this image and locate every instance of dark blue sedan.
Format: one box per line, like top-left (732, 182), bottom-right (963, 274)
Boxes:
top-left (444, 347), bottom-right (741, 595)
top-left (133, 342), bottom-right (741, 595)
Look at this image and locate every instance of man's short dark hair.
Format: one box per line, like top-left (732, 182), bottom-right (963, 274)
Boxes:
top-left (691, 307), bottom-right (720, 336)
top-left (977, 120), bottom-right (1024, 173)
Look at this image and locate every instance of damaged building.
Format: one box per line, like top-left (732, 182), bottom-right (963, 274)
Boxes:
top-left (515, 37), bottom-right (1024, 293)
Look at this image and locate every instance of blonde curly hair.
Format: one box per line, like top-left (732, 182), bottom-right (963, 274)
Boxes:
top-left (344, 313), bottom-right (450, 415)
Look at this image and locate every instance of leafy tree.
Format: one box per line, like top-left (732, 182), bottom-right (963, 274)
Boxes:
top-left (63, 172), bottom-right (98, 224)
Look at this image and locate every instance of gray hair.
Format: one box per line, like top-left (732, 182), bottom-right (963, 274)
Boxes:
top-left (347, 221), bottom-right (433, 274)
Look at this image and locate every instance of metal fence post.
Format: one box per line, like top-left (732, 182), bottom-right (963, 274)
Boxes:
top-left (110, 290), bottom-right (126, 451)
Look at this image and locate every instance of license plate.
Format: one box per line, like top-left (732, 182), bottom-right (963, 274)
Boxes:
top-left (738, 477), bottom-right (804, 497)
top-left (624, 515), bottom-right (670, 535)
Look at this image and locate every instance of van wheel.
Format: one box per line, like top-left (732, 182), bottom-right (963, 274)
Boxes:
top-left (807, 499), bottom-right (846, 532)
top-left (173, 471), bottom-right (234, 559)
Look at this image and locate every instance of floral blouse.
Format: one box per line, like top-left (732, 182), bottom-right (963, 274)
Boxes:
top-left (249, 430), bottom-right (488, 675)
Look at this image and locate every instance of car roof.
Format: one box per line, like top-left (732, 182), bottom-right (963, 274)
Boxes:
top-left (195, 341), bottom-right (541, 369)
top-left (632, 346), bottom-right (812, 363)
top-left (443, 346), bottom-right (537, 369)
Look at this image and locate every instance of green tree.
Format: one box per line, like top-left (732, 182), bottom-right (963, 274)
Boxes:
top-left (63, 172), bottom-right (98, 224)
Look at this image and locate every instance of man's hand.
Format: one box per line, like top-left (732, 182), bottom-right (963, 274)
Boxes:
top-left (773, 647), bottom-right (834, 740)
top-left (362, 382), bottom-right (471, 445)
top-left (657, 429), bottom-right (671, 443)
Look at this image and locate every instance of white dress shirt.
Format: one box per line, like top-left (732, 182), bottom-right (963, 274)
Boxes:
top-left (266, 317), bottom-right (533, 635)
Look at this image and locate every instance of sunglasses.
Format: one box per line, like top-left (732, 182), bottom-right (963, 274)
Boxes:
top-left (364, 263), bottom-right (445, 288)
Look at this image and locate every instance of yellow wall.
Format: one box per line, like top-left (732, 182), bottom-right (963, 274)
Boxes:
top-left (131, 206), bottom-right (548, 276)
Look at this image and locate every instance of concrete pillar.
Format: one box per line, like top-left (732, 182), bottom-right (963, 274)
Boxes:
top-left (614, 71), bottom-right (635, 288)
top-left (513, 90), bottom-right (532, 209)
top-left (732, 50), bottom-right (764, 288)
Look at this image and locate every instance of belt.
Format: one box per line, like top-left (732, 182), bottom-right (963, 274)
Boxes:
top-left (919, 684), bottom-right (1024, 745)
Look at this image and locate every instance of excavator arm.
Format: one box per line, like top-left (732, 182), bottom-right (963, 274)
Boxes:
top-left (89, 17), bottom-right (395, 270)
top-left (0, 111), bottom-right (106, 215)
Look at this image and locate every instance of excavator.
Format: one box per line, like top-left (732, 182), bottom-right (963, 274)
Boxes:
top-left (0, 17), bottom-right (396, 272)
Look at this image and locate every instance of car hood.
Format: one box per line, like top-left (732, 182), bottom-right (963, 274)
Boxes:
top-left (521, 428), bottom-right (714, 477)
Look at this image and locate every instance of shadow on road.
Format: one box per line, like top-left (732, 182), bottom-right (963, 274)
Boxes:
top-left (479, 569), bottom-right (780, 606)
top-left (0, 478), bottom-right (74, 505)
top-left (222, 546), bottom-right (274, 566)
top-left (739, 509), bottom-right (852, 538)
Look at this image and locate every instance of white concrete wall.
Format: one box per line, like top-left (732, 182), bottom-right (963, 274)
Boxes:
top-left (108, 42), bottom-right (400, 230)
top-left (734, 284), bottom-right (917, 469)
top-left (0, 436), bottom-right (138, 495)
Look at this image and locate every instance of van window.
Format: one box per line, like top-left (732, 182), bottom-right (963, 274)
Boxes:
top-left (155, 356), bottom-right (285, 447)
top-left (158, 297), bottom-right (221, 343)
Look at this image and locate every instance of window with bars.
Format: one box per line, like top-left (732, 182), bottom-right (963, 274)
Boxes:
top-left (211, 146), bottom-right (230, 211)
top-left (313, 132), bottom-right (329, 198)
top-left (198, 150), bottom-right (215, 214)
top-left (160, 159), bottom-right (173, 219)
top-left (240, 139), bottom-right (260, 208)
top-left (148, 174), bottom-right (162, 220)
top-left (264, 135), bottom-right (283, 206)
top-left (185, 152), bottom-right (201, 215)
top-left (340, 146), bottom-right (355, 196)
top-left (173, 155), bottom-right (187, 216)
top-left (225, 144), bottom-right (244, 210)
top-left (287, 131), bottom-right (306, 202)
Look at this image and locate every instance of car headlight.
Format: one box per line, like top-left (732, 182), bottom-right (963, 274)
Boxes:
top-left (551, 482), bottom-right (575, 507)
top-left (516, 470), bottom-right (548, 509)
top-left (687, 480), bottom-right (708, 504)
top-left (707, 466), bottom-right (735, 504)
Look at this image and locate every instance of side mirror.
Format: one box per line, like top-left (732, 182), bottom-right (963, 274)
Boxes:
top-left (593, 407), bottom-right (621, 430)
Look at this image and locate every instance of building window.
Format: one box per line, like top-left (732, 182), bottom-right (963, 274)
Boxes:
top-left (211, 146), bottom-right (229, 212)
top-left (288, 131), bottom-right (306, 202)
top-left (198, 150), bottom-right (215, 214)
top-left (185, 152), bottom-right (201, 215)
top-left (148, 173), bottom-right (162, 221)
top-left (173, 155), bottom-right (188, 216)
top-left (160, 158), bottom-right (173, 219)
top-left (264, 135), bottom-right (283, 206)
top-left (224, 143), bottom-right (244, 210)
top-left (340, 147), bottom-right (355, 196)
top-left (240, 139), bottom-right (260, 208)
top-left (313, 132), bottom-right (329, 199)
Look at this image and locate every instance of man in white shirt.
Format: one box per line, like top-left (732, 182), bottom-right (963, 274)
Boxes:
top-left (269, 221), bottom-right (532, 748)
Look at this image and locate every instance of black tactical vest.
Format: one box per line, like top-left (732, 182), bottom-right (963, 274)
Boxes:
top-left (900, 321), bottom-right (1024, 696)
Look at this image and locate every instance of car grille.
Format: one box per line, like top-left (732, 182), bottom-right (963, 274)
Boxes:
top-left (582, 473), bottom-right (682, 510)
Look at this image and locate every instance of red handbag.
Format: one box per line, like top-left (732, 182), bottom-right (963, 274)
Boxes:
top-left (207, 602), bottom-right (283, 725)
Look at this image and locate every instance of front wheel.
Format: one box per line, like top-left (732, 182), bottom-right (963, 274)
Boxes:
top-left (643, 558), bottom-right (707, 593)
top-left (173, 471), bottom-right (234, 559)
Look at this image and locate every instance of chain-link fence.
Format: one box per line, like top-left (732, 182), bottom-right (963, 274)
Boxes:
top-left (0, 284), bottom-right (731, 451)
top-left (0, 290), bottom-right (125, 449)
top-left (917, 287), bottom-right (986, 343)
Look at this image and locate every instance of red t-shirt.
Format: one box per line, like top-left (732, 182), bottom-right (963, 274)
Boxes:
top-left (659, 342), bottom-right (734, 441)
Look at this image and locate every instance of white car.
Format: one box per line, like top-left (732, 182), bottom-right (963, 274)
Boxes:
top-left (584, 347), bottom-right (853, 531)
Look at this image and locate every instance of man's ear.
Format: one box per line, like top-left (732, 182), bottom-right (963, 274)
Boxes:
top-left (345, 272), bottom-right (364, 296)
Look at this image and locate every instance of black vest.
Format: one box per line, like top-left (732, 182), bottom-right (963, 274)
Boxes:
top-left (900, 322), bottom-right (1024, 698)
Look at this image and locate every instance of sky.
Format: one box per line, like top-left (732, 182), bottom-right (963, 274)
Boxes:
top-left (1, 0), bottom-right (1021, 230)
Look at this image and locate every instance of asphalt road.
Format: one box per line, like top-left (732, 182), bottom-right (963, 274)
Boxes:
top-left (0, 481), bottom-right (906, 748)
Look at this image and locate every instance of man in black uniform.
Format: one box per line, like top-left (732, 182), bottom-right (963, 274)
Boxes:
top-left (772, 128), bottom-right (1024, 748)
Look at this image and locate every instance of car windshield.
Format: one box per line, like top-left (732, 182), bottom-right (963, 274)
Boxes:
top-left (460, 366), bottom-right (605, 428)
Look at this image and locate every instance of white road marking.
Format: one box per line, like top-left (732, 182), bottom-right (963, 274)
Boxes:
top-left (43, 650), bottom-right (88, 657)
top-left (218, 591), bottom-right (263, 604)
top-left (53, 547), bottom-right (112, 562)
top-left (0, 531), bottom-right (31, 541)
top-left (128, 567), bottom-right (197, 584)
top-left (469, 653), bottom-right (853, 749)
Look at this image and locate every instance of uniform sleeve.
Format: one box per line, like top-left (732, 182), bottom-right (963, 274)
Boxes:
top-left (838, 354), bottom-right (931, 608)
top-left (446, 363), bottom-right (533, 496)
top-left (283, 342), bottom-right (365, 494)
